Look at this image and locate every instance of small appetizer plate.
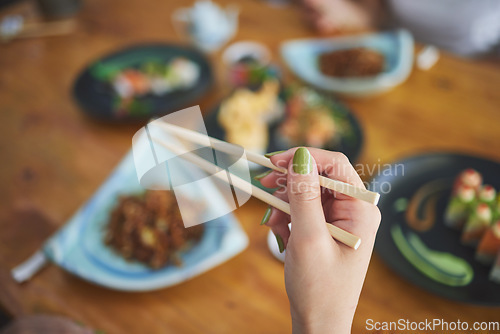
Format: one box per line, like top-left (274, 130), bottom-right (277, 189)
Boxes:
top-left (372, 152), bottom-right (500, 305)
top-left (280, 29), bottom-right (414, 97)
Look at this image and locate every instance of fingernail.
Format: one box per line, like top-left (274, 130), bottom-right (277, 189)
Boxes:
top-left (260, 206), bottom-right (272, 225)
top-left (264, 150), bottom-right (286, 158)
top-left (275, 233), bottom-right (285, 253)
top-left (254, 170), bottom-right (272, 180)
top-left (292, 147), bottom-right (313, 174)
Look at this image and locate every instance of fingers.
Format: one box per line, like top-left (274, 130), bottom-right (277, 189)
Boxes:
top-left (269, 148), bottom-right (364, 189)
top-left (327, 199), bottom-right (381, 249)
top-left (262, 187), bottom-right (291, 250)
top-left (287, 148), bottom-right (328, 239)
top-left (266, 148), bottom-right (366, 202)
top-left (257, 170), bottom-right (287, 189)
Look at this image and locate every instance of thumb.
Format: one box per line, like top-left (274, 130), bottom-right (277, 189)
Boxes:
top-left (288, 147), bottom-right (328, 238)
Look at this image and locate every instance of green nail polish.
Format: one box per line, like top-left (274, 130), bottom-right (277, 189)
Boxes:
top-left (264, 150), bottom-right (286, 158)
top-left (261, 206), bottom-right (272, 225)
top-left (275, 233), bottom-right (285, 253)
top-left (292, 147), bottom-right (313, 174)
top-left (254, 170), bottom-right (272, 180)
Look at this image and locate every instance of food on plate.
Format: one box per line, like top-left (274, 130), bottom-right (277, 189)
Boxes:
top-left (278, 86), bottom-right (353, 148)
top-left (105, 190), bottom-right (204, 269)
top-left (113, 69), bottom-right (151, 98)
top-left (441, 169), bottom-right (500, 283)
top-left (461, 203), bottom-right (492, 246)
top-left (405, 179), bottom-right (448, 232)
top-left (476, 220), bottom-right (500, 264)
top-left (217, 79), bottom-right (282, 153)
top-left (92, 57), bottom-right (200, 115)
top-left (452, 168), bottom-right (482, 194)
top-left (478, 185), bottom-right (497, 208)
top-left (228, 56), bottom-right (279, 87)
top-left (461, 186), bottom-right (497, 246)
top-left (112, 57), bottom-right (200, 99)
top-left (444, 186), bottom-right (477, 229)
top-left (444, 169), bottom-right (483, 229)
top-left (318, 48), bottom-right (385, 78)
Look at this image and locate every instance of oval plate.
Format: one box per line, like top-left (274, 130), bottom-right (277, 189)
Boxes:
top-left (203, 90), bottom-right (363, 190)
top-left (371, 152), bottom-right (500, 305)
top-left (43, 147), bottom-right (248, 291)
top-left (204, 90), bottom-right (364, 160)
top-left (73, 44), bottom-right (214, 122)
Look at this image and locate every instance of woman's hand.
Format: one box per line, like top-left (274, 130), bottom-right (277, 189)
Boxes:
top-left (258, 147), bottom-right (381, 333)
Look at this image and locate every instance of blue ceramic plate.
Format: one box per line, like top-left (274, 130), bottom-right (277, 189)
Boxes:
top-left (43, 150), bottom-right (248, 291)
top-left (281, 29), bottom-right (414, 96)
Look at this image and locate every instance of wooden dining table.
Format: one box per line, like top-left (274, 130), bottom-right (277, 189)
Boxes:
top-left (1, 0), bottom-right (500, 332)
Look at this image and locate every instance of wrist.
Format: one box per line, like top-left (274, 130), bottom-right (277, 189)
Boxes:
top-left (290, 307), bottom-right (352, 334)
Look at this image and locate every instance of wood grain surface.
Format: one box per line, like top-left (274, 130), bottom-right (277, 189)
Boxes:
top-left (1, 0), bottom-right (499, 333)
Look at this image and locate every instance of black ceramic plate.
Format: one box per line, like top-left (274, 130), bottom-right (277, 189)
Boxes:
top-left (73, 44), bottom-right (213, 121)
top-left (372, 152), bottom-right (500, 305)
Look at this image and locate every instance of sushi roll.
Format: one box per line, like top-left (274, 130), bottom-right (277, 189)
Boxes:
top-left (452, 168), bottom-right (482, 194)
top-left (444, 185), bottom-right (476, 229)
top-left (476, 220), bottom-right (500, 264)
top-left (478, 185), bottom-right (496, 208)
top-left (490, 250), bottom-right (500, 284)
top-left (461, 203), bottom-right (492, 246)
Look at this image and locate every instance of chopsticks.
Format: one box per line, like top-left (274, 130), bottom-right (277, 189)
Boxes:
top-left (152, 136), bottom-right (361, 249)
top-left (153, 122), bottom-right (380, 205)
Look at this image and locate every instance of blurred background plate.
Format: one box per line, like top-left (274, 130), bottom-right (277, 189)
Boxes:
top-left (73, 43), bottom-right (214, 122)
top-left (372, 152), bottom-right (500, 305)
top-left (281, 29), bottom-right (414, 97)
top-left (203, 88), bottom-right (363, 189)
top-left (43, 150), bottom-right (248, 291)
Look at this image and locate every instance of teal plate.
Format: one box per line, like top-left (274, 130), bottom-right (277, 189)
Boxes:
top-left (43, 150), bottom-right (248, 291)
top-left (281, 29), bottom-right (414, 97)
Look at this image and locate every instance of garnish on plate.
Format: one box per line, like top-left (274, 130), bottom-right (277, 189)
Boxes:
top-left (391, 224), bottom-right (474, 287)
top-left (405, 179), bottom-right (448, 232)
top-left (442, 169), bottom-right (500, 283)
